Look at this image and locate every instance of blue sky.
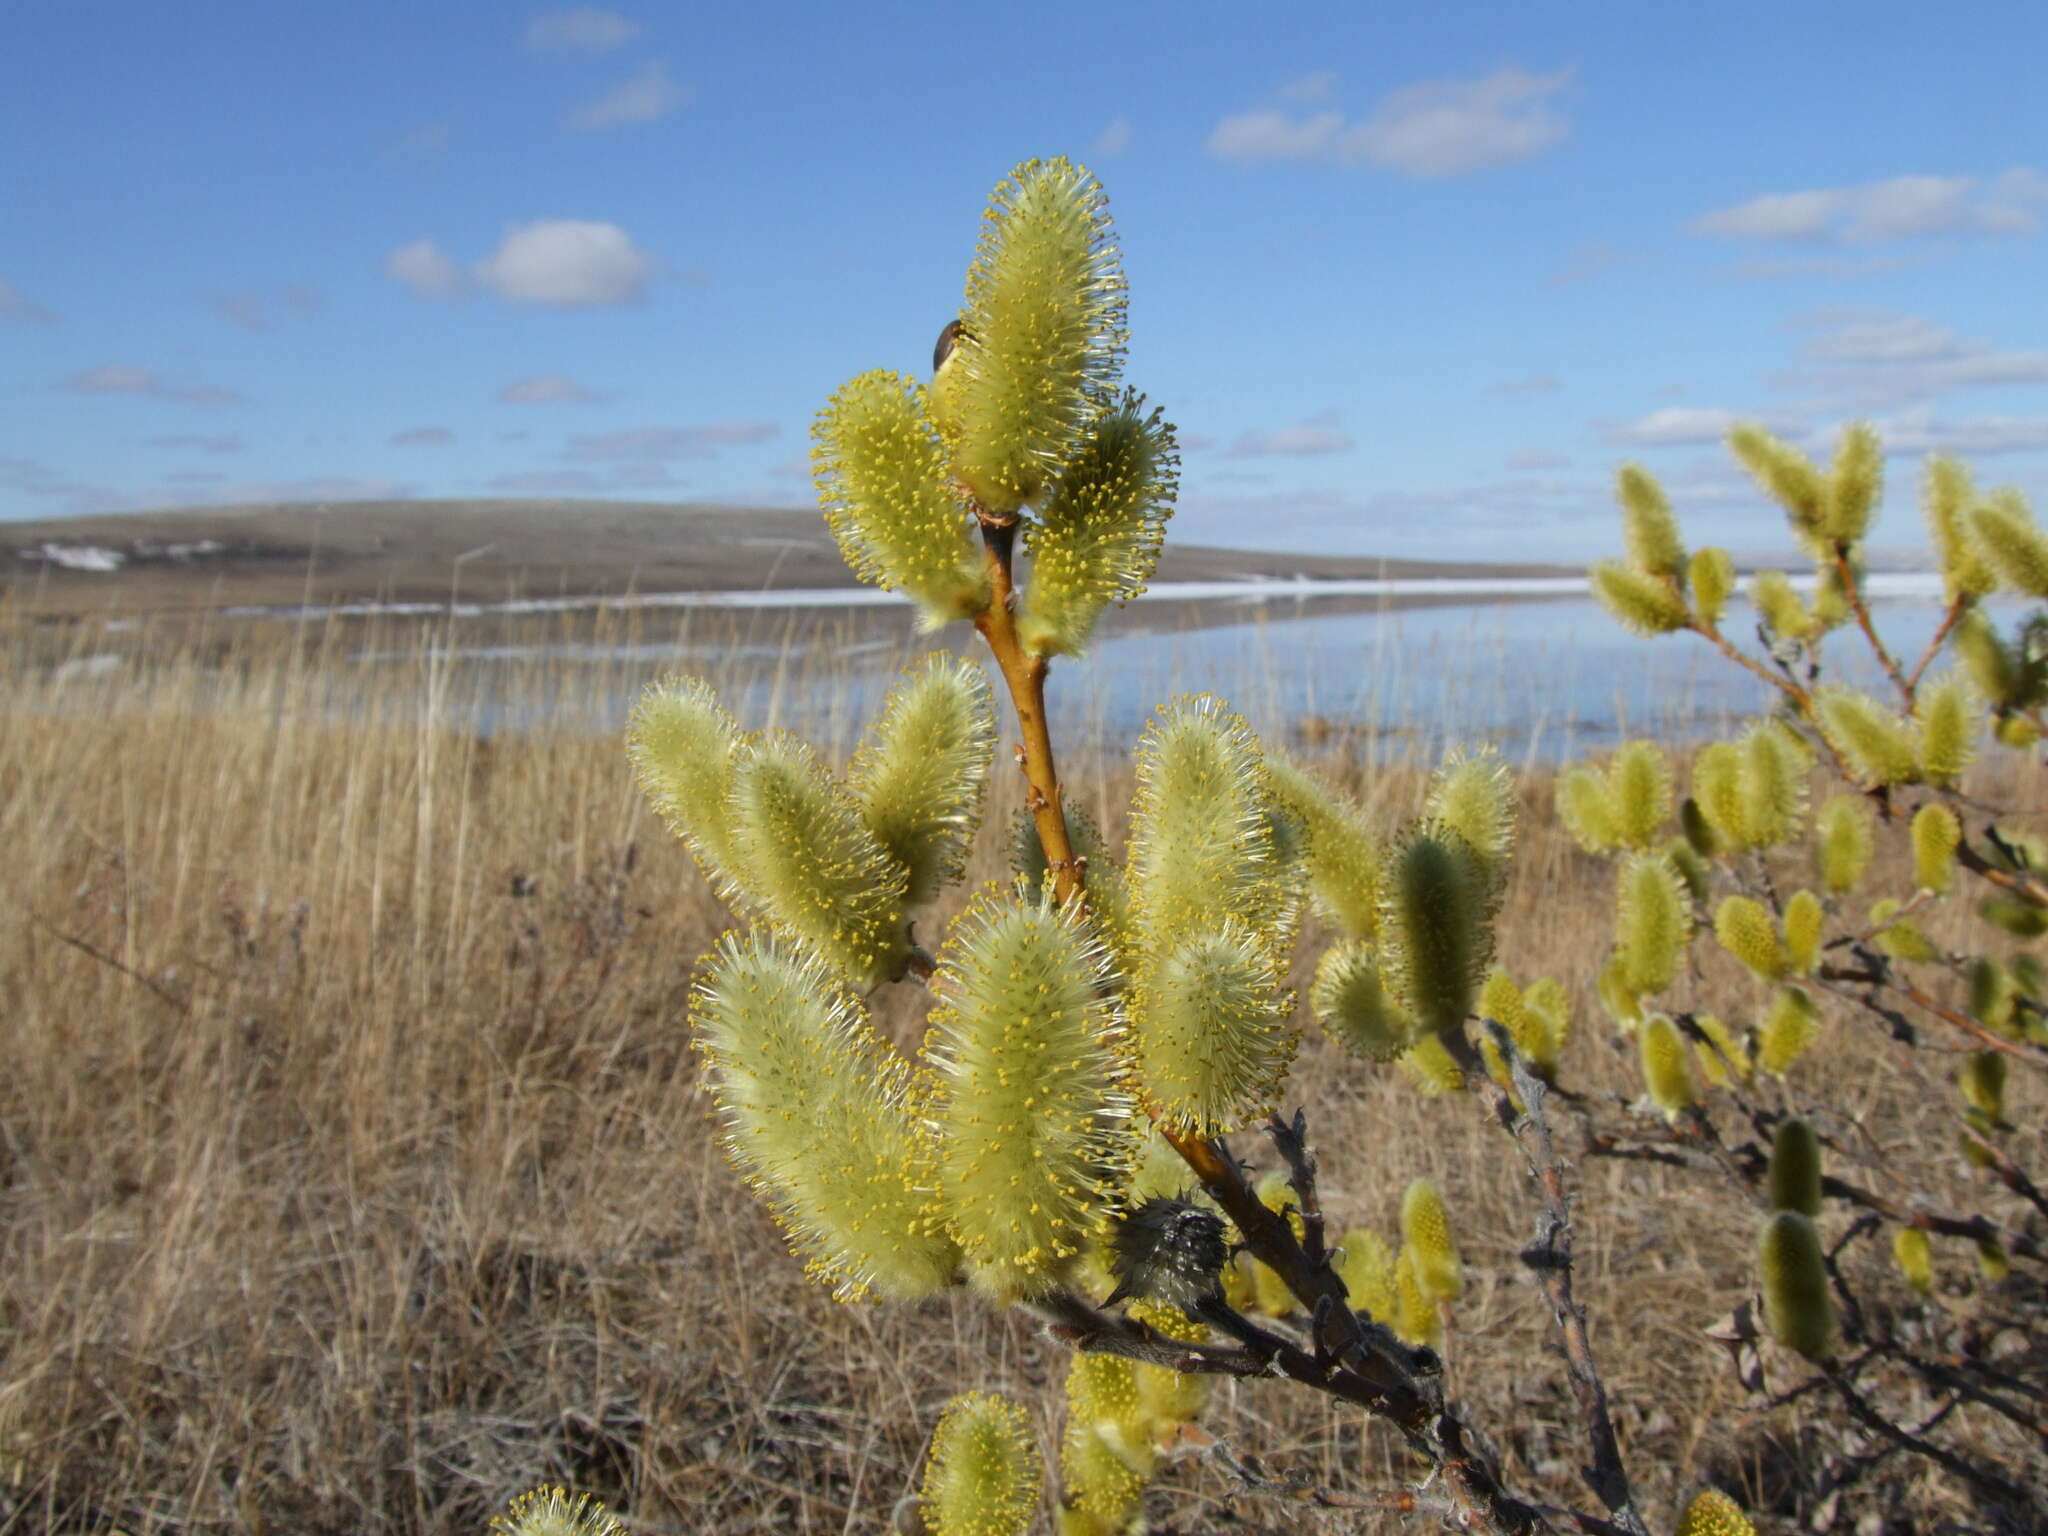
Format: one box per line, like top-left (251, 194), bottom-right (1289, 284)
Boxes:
top-left (4, 1), bottom-right (2046, 559)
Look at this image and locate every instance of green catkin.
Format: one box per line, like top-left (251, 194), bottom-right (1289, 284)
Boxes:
top-left (1750, 569), bottom-right (1815, 642)
top-left (1385, 828), bottom-right (1492, 1036)
top-left (1675, 1487), bottom-right (1757, 1536)
top-left (1666, 838), bottom-right (1712, 904)
top-left (1959, 1050), bottom-right (2008, 1122)
top-left (1893, 1226), bottom-right (1935, 1294)
top-left (1555, 764), bottom-right (1619, 852)
top-left (1728, 424), bottom-right (1827, 550)
top-left (1814, 794), bottom-right (1875, 895)
top-left (1400, 1179), bottom-right (1464, 1303)
top-left (1923, 456), bottom-right (1998, 601)
top-left (1968, 957), bottom-right (2017, 1036)
top-left (1969, 495), bottom-right (2048, 599)
top-left (1981, 895), bottom-right (2048, 939)
top-left (1816, 687), bottom-right (1921, 787)
top-left (951, 158), bottom-right (1127, 516)
top-left (1824, 421), bottom-right (1882, 543)
top-left (1768, 1119), bottom-right (1823, 1217)
top-left (1782, 889), bottom-right (1823, 976)
top-left (726, 733), bottom-right (912, 987)
top-left (1333, 1229), bottom-right (1397, 1321)
top-left (1591, 559), bottom-right (1689, 635)
top-left (927, 886), bottom-right (1132, 1300)
top-left (691, 934), bottom-right (959, 1301)
top-left (1911, 803), bottom-right (1961, 893)
top-left (1914, 673), bottom-right (1978, 787)
top-left (1311, 940), bottom-right (1416, 1063)
top-left (1617, 462), bottom-right (1684, 576)
top-left (1392, 1246), bottom-right (1442, 1347)
top-left (1640, 1014), bottom-right (1697, 1119)
top-left (1758, 1209), bottom-right (1835, 1359)
top-left (1714, 895), bottom-right (1787, 983)
top-left (812, 370), bottom-right (990, 627)
top-left (1616, 851), bottom-right (1693, 995)
top-left (850, 656), bottom-right (996, 907)
top-left (923, 1392), bottom-right (1043, 1536)
top-left (628, 676), bottom-right (748, 898)
top-left (1608, 740), bottom-right (1674, 848)
top-left (1759, 986), bottom-right (1820, 1077)
top-left (1265, 754), bottom-right (1383, 940)
top-left (1018, 391), bottom-right (1179, 656)
top-left (1689, 547), bottom-right (1735, 629)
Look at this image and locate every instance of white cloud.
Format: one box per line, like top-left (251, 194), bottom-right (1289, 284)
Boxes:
top-left (0, 277), bottom-right (57, 325)
top-left (1509, 450), bottom-right (1571, 471)
top-left (568, 59), bottom-right (687, 129)
top-left (488, 469), bottom-right (611, 494)
top-left (498, 374), bottom-right (599, 404)
top-left (1774, 309), bottom-right (2048, 410)
top-left (565, 422), bottom-right (777, 460)
top-left (1489, 374), bottom-right (1561, 397)
top-left (391, 426), bottom-right (455, 447)
top-left (1548, 242), bottom-right (1621, 286)
top-left (525, 8), bottom-right (638, 52)
top-left (1600, 406), bottom-right (1802, 447)
top-left (475, 220), bottom-right (655, 307)
top-left (1692, 168), bottom-right (2047, 244)
top-left (1866, 404), bottom-right (2048, 458)
top-left (1092, 117), bottom-right (1132, 157)
top-left (59, 364), bottom-right (242, 405)
top-left (1208, 67), bottom-right (1570, 179)
top-left (387, 238), bottom-right (465, 299)
top-left (1227, 411), bottom-right (1353, 457)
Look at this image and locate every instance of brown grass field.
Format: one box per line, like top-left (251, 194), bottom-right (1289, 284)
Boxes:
top-left (1, 600), bottom-right (2041, 1535)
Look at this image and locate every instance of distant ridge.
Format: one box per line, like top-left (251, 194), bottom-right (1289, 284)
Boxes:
top-left (1, 498), bottom-right (1575, 615)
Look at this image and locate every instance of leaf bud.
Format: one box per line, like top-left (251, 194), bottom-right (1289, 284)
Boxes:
top-left (1104, 1197), bottom-right (1228, 1312)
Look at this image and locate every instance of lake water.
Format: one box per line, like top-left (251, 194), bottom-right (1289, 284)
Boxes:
top-left (316, 576), bottom-right (1971, 767)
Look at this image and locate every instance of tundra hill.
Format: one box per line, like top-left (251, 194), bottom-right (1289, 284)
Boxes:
top-left (1, 499), bottom-right (1573, 614)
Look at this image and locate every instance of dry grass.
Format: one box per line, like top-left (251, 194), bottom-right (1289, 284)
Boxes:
top-left (1, 608), bottom-right (2040, 1534)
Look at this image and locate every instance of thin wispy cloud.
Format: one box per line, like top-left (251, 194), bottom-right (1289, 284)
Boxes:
top-left (1489, 374), bottom-right (1561, 397)
top-left (568, 59), bottom-right (687, 129)
top-left (1773, 310), bottom-right (2048, 411)
top-left (564, 422), bottom-right (777, 461)
top-left (1599, 406), bottom-right (1802, 447)
top-left (498, 374), bottom-right (601, 404)
top-left (391, 426), bottom-right (455, 447)
top-left (213, 284), bottom-right (321, 331)
top-left (1272, 70), bottom-right (1337, 106)
top-left (1692, 168), bottom-right (2047, 244)
top-left (1208, 66), bottom-right (1571, 179)
top-left (0, 277), bottom-right (58, 325)
top-left (474, 221), bottom-right (655, 307)
top-left (147, 434), bottom-right (245, 454)
top-left (525, 8), bottom-right (638, 52)
top-left (1227, 410), bottom-right (1352, 457)
top-left (58, 364), bottom-right (242, 406)
top-left (1867, 404), bottom-right (2048, 458)
top-left (1092, 117), bottom-right (1132, 157)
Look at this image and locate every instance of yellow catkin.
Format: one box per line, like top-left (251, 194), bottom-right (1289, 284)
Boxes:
top-left (1391, 1246), bottom-right (1441, 1348)
top-left (923, 1392), bottom-right (1043, 1536)
top-left (1814, 795), bottom-right (1874, 895)
top-left (1914, 672), bottom-right (1979, 787)
top-left (1674, 1487), bottom-right (1757, 1536)
top-left (1781, 889), bottom-right (1823, 976)
top-left (1758, 987), bottom-right (1820, 1077)
top-left (1639, 1014), bottom-right (1697, 1119)
top-left (1617, 462), bottom-right (1684, 576)
top-left (1333, 1229), bottom-right (1397, 1322)
top-left (1689, 547), bottom-right (1735, 629)
top-left (1591, 560), bottom-right (1689, 634)
top-left (1400, 1179), bottom-right (1463, 1303)
top-left (491, 1487), bottom-right (628, 1536)
top-left (1714, 895), bottom-right (1786, 982)
top-left (1970, 495), bottom-right (2048, 598)
top-left (1892, 1227), bottom-right (1935, 1295)
top-left (1910, 803), bottom-right (1961, 893)
top-left (1617, 852), bottom-right (1692, 995)
top-left (1692, 1013), bottom-right (1751, 1088)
